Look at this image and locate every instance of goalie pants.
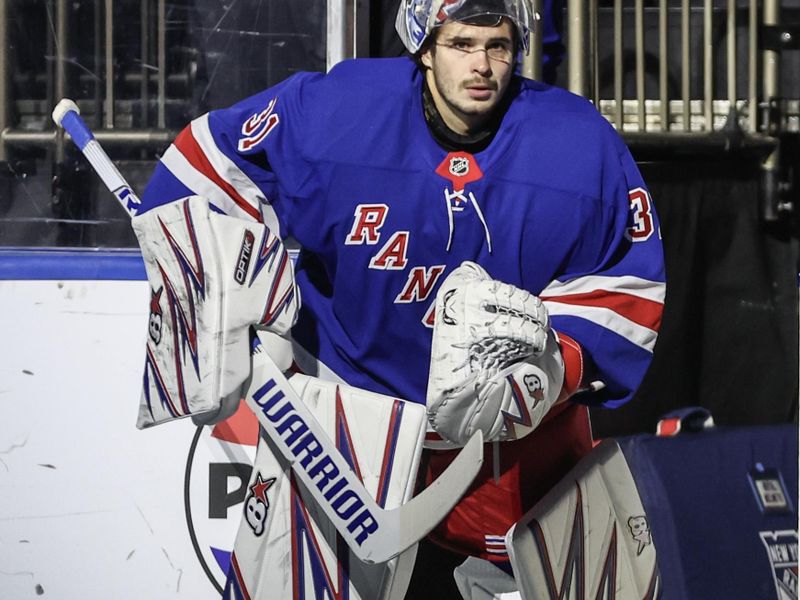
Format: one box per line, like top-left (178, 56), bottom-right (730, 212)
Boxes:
top-left (419, 402), bottom-right (594, 562)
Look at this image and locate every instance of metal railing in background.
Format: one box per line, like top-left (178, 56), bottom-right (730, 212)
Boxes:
top-left (0, 0), bottom-right (177, 163)
top-left (327, 0), bottom-right (371, 71)
top-left (0, 0), bottom-right (357, 163)
top-left (0, 0), bottom-right (341, 247)
top-left (565, 0), bottom-right (798, 221)
top-left (2, 1), bottom-right (794, 158)
top-left (566, 0), bottom-right (796, 135)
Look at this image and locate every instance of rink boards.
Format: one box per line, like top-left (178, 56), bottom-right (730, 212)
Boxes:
top-left (0, 250), bottom-right (243, 599)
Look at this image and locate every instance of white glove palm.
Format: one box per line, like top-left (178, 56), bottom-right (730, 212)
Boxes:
top-left (426, 262), bottom-right (563, 446)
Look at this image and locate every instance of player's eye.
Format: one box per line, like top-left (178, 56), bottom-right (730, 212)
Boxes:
top-left (486, 42), bottom-right (512, 61)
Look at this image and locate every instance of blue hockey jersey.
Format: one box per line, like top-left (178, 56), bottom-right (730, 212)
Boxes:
top-left (141, 57), bottom-right (665, 412)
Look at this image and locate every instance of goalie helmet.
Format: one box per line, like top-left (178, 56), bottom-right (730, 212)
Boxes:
top-left (395, 0), bottom-right (534, 55)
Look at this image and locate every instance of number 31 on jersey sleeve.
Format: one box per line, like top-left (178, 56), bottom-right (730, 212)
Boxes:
top-left (627, 187), bottom-right (655, 242)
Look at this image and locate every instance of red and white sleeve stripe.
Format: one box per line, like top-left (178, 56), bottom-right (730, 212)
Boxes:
top-left (541, 275), bottom-right (665, 353)
top-left (161, 114), bottom-right (282, 235)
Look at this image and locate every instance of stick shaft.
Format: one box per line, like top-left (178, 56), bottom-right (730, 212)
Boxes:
top-left (53, 99), bottom-right (142, 217)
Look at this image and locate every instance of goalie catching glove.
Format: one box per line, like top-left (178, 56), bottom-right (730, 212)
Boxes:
top-left (133, 196), bottom-right (299, 428)
top-left (427, 262), bottom-right (564, 446)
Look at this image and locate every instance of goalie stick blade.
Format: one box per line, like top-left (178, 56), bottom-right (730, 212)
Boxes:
top-left (246, 348), bottom-right (484, 564)
top-left (380, 418), bottom-right (484, 560)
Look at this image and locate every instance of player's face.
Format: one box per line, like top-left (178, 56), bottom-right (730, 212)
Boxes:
top-left (421, 19), bottom-right (515, 135)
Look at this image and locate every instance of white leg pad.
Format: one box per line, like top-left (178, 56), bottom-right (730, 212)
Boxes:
top-left (224, 373), bottom-right (425, 599)
top-left (506, 440), bottom-right (660, 600)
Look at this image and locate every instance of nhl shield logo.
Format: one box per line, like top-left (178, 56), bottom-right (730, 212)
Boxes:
top-left (435, 151), bottom-right (484, 190)
top-left (449, 156), bottom-right (470, 178)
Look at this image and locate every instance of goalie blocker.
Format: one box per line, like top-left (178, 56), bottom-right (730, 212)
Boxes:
top-left (132, 196), bottom-right (299, 428)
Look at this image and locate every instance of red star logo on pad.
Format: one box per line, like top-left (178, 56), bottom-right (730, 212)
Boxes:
top-left (150, 286), bottom-right (163, 316)
top-left (250, 474), bottom-right (276, 503)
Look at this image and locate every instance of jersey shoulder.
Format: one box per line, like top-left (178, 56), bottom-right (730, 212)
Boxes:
top-left (294, 58), bottom-right (423, 165)
top-left (323, 56), bottom-right (419, 94)
top-left (207, 58), bottom-right (419, 162)
top-left (246, 57), bottom-right (416, 115)
top-left (512, 78), bottom-right (621, 148)
top-left (498, 79), bottom-right (636, 196)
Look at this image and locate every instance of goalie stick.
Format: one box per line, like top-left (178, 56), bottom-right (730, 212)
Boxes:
top-left (52, 100), bottom-right (142, 217)
top-left (52, 98), bottom-right (485, 564)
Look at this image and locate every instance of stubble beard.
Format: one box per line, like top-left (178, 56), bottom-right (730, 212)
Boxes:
top-left (436, 75), bottom-right (499, 124)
